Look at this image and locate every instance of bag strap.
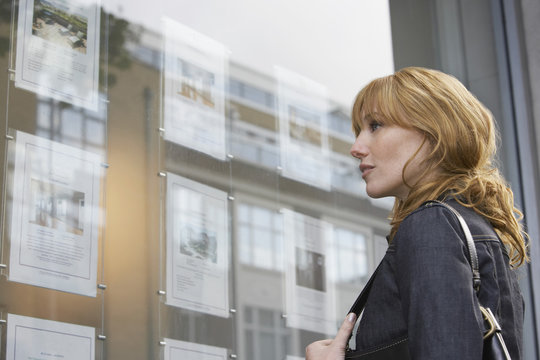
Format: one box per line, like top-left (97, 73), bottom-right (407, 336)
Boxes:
top-left (347, 260), bottom-right (383, 316)
top-left (428, 201), bottom-right (481, 292)
top-left (431, 201), bottom-right (513, 359)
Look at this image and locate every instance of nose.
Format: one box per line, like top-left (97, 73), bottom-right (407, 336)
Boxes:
top-left (350, 134), bottom-right (368, 159)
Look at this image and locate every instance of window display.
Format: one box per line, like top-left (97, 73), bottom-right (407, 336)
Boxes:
top-left (0, 0), bottom-right (533, 359)
top-left (15, 0), bottom-right (101, 110)
top-left (162, 17), bottom-right (228, 160)
top-left (283, 209), bottom-right (336, 335)
top-left (6, 313), bottom-right (95, 360)
top-left (8, 130), bottom-right (102, 297)
top-left (276, 67), bottom-right (331, 190)
top-left (166, 172), bottom-right (230, 318)
top-left (163, 338), bottom-right (227, 360)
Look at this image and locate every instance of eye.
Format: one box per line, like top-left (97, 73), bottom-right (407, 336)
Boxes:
top-left (369, 121), bottom-right (382, 132)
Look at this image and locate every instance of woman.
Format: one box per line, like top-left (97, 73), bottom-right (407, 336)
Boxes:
top-left (306, 67), bottom-right (528, 359)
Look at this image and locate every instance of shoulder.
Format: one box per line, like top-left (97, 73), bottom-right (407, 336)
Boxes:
top-left (394, 202), bottom-right (464, 249)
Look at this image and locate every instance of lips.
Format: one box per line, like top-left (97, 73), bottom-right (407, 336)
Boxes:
top-left (359, 164), bottom-right (374, 178)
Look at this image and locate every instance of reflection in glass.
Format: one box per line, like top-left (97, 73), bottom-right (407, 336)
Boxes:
top-left (36, 96), bottom-right (107, 154)
top-left (333, 227), bottom-right (368, 284)
top-left (237, 202), bottom-right (283, 271)
top-left (243, 306), bottom-right (291, 360)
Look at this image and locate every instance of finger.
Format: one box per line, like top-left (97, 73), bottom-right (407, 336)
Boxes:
top-left (333, 313), bottom-right (357, 345)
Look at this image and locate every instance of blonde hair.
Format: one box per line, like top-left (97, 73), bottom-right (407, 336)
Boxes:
top-left (352, 67), bottom-right (528, 267)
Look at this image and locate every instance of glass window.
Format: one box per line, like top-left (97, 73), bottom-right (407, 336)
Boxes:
top-left (333, 227), bottom-right (369, 285)
top-left (243, 306), bottom-right (292, 360)
top-left (1, 0), bottom-right (535, 358)
top-left (237, 202), bottom-right (284, 271)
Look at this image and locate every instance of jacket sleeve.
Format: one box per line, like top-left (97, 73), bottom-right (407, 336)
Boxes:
top-left (394, 205), bottom-right (485, 360)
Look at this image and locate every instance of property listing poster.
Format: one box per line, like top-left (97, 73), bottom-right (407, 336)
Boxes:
top-left (276, 67), bottom-right (331, 190)
top-left (166, 172), bottom-right (230, 318)
top-left (162, 17), bottom-right (228, 160)
top-left (164, 338), bottom-right (227, 360)
top-left (6, 313), bottom-right (95, 360)
top-left (15, 0), bottom-right (101, 111)
top-left (283, 209), bottom-right (337, 334)
top-left (9, 131), bottom-right (102, 296)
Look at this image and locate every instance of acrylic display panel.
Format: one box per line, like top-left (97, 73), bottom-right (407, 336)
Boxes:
top-left (162, 17), bottom-right (228, 161)
top-left (6, 130), bottom-right (103, 297)
top-left (165, 172), bottom-right (230, 318)
top-left (276, 67), bottom-right (331, 191)
top-left (6, 313), bottom-right (95, 360)
top-left (163, 338), bottom-right (227, 360)
top-left (15, 0), bottom-right (102, 111)
top-left (282, 208), bottom-right (337, 335)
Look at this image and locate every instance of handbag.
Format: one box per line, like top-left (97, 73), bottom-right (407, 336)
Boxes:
top-left (344, 201), bottom-right (512, 359)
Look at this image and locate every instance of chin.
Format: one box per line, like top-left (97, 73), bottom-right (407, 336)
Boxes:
top-left (366, 189), bottom-right (386, 199)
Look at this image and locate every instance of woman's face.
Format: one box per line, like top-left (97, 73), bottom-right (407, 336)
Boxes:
top-left (350, 113), bottom-right (430, 200)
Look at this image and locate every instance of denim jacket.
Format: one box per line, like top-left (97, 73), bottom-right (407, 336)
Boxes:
top-left (353, 199), bottom-right (524, 359)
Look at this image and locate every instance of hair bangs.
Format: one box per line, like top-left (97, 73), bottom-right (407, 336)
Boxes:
top-left (351, 75), bottom-right (408, 136)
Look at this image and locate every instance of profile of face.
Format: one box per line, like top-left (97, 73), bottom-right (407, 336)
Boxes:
top-left (350, 113), bottom-right (431, 200)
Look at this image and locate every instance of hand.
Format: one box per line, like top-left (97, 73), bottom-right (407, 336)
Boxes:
top-left (305, 313), bottom-right (357, 360)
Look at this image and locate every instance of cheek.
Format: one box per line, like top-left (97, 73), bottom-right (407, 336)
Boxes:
top-left (399, 142), bottom-right (430, 179)
top-left (382, 145), bottom-right (409, 172)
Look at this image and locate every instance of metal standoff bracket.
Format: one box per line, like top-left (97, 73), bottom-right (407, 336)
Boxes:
top-left (97, 334), bottom-right (107, 341)
top-left (97, 284), bottom-right (107, 290)
top-left (157, 290), bottom-right (166, 295)
top-left (158, 172), bottom-right (167, 177)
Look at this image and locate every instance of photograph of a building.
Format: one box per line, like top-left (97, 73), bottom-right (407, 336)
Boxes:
top-left (31, 0), bottom-right (88, 53)
top-left (176, 58), bottom-right (217, 110)
top-left (29, 178), bottom-right (85, 236)
top-left (180, 223), bottom-right (218, 264)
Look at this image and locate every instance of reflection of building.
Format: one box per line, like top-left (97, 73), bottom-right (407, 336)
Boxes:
top-left (288, 105), bottom-right (322, 147)
top-left (127, 26), bottom-right (392, 359)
